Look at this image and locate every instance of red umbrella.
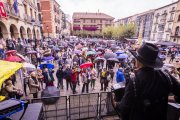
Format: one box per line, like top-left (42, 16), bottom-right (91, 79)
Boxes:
top-left (5, 50), bottom-right (17, 56)
top-left (4, 56), bottom-right (23, 62)
top-left (80, 62), bottom-right (93, 69)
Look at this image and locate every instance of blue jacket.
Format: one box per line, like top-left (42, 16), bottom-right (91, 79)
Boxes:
top-left (116, 70), bottom-right (125, 83)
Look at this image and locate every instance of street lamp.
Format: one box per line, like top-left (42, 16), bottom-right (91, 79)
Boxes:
top-left (46, 25), bottom-right (49, 40)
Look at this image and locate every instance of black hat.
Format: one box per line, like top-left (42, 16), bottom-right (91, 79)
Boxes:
top-left (129, 43), bottom-right (163, 68)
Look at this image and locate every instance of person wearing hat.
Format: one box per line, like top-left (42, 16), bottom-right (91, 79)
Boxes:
top-left (29, 72), bottom-right (40, 98)
top-left (112, 43), bottom-right (180, 120)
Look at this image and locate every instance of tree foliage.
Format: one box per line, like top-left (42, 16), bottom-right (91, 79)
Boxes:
top-left (102, 23), bottom-right (137, 39)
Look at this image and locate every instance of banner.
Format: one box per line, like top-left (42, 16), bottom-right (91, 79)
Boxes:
top-left (0, 2), bottom-right (7, 18)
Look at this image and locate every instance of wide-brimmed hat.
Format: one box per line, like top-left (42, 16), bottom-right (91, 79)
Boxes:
top-left (129, 43), bottom-right (163, 68)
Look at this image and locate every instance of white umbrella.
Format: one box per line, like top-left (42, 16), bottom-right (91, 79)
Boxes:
top-left (23, 63), bottom-right (36, 71)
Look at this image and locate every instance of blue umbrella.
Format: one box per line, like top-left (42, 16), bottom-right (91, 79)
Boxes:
top-left (42, 56), bottom-right (54, 62)
top-left (115, 51), bottom-right (124, 55)
top-left (159, 55), bottom-right (166, 59)
top-left (117, 54), bottom-right (128, 59)
top-left (39, 63), bottom-right (54, 69)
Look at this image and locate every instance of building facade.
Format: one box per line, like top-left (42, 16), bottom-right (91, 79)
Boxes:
top-left (0, 0), bottom-right (41, 39)
top-left (40, 0), bottom-right (61, 38)
top-left (171, 0), bottom-right (180, 44)
top-left (115, 10), bottom-right (154, 41)
top-left (72, 12), bottom-right (114, 35)
top-left (150, 2), bottom-right (177, 41)
top-left (136, 10), bottom-right (154, 41)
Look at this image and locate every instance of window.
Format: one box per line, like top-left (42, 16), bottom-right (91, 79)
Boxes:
top-left (83, 19), bottom-right (85, 23)
top-left (165, 34), bottom-right (169, 41)
top-left (175, 26), bottom-right (180, 36)
top-left (178, 15), bottom-right (180, 21)
top-left (158, 24), bottom-right (165, 31)
top-left (24, 4), bottom-right (27, 14)
top-left (170, 13), bottom-right (174, 20)
top-left (100, 20), bottom-right (102, 23)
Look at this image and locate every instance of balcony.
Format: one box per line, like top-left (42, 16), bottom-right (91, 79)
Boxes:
top-left (4, 3), bottom-right (20, 19)
top-left (167, 18), bottom-right (173, 22)
top-left (165, 28), bottom-right (172, 32)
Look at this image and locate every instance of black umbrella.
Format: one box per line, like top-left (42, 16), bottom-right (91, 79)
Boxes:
top-left (107, 58), bottom-right (119, 63)
top-left (94, 57), bottom-right (106, 62)
top-left (104, 52), bottom-right (117, 59)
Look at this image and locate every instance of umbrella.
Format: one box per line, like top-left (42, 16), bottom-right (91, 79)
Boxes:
top-left (42, 56), bottom-right (54, 61)
top-left (4, 56), bottom-right (23, 62)
top-left (104, 52), bottom-right (117, 59)
top-left (39, 63), bottom-right (54, 69)
top-left (159, 55), bottom-right (166, 59)
top-left (16, 53), bottom-right (26, 61)
top-left (94, 57), bottom-right (106, 62)
top-left (115, 51), bottom-right (124, 55)
top-left (27, 51), bottom-right (37, 54)
top-left (82, 47), bottom-right (88, 51)
top-left (117, 54), bottom-right (128, 59)
top-left (96, 47), bottom-right (104, 51)
top-left (23, 62), bottom-right (36, 71)
top-left (87, 51), bottom-right (96, 56)
top-left (80, 62), bottom-right (93, 69)
top-left (74, 50), bottom-right (82, 54)
top-left (96, 51), bottom-right (102, 55)
top-left (52, 46), bottom-right (60, 51)
top-left (5, 50), bottom-right (17, 55)
top-left (107, 58), bottom-right (119, 63)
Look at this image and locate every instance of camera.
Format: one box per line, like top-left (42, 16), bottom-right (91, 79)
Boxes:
top-left (111, 82), bottom-right (125, 102)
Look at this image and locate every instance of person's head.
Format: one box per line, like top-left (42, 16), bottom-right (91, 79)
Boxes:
top-left (5, 79), bottom-right (12, 86)
top-left (129, 43), bottom-right (163, 69)
top-left (66, 64), bottom-right (70, 69)
top-left (90, 66), bottom-right (94, 70)
top-left (103, 68), bottom-right (106, 71)
top-left (31, 71), bottom-right (36, 77)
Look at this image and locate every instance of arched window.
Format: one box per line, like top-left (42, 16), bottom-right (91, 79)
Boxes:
top-left (178, 15), bottom-right (180, 21)
top-left (175, 26), bottom-right (179, 36)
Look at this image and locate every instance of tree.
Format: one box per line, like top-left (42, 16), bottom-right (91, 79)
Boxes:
top-left (102, 23), bottom-right (137, 40)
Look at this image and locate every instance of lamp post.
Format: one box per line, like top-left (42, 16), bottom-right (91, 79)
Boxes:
top-left (46, 25), bottom-right (50, 41)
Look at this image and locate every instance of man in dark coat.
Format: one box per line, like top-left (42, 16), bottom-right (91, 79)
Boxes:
top-left (42, 68), bottom-right (55, 87)
top-left (112, 43), bottom-right (180, 120)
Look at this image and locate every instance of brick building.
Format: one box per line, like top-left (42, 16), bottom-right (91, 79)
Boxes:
top-left (72, 12), bottom-right (114, 35)
top-left (40, 0), bottom-right (61, 38)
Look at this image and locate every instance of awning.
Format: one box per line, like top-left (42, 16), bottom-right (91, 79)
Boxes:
top-left (0, 60), bottom-right (23, 89)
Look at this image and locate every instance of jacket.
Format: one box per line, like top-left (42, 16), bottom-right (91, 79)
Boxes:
top-left (116, 70), bottom-right (125, 83)
top-left (42, 70), bottom-right (55, 83)
top-left (116, 67), bottom-right (180, 120)
top-left (29, 77), bottom-right (39, 94)
top-left (56, 69), bottom-right (64, 79)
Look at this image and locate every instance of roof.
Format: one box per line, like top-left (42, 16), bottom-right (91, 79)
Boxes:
top-left (73, 12), bottom-right (114, 20)
top-left (155, 1), bottom-right (178, 10)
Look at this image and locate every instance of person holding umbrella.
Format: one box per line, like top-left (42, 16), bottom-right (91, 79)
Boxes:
top-left (42, 68), bottom-right (55, 87)
top-left (81, 68), bottom-right (89, 93)
top-left (100, 68), bottom-right (108, 91)
top-left (71, 67), bottom-right (78, 94)
top-left (56, 66), bottom-right (64, 89)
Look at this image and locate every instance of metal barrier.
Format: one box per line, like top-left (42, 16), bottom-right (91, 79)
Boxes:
top-left (31, 96), bottom-right (68, 120)
top-left (29, 92), bottom-right (117, 120)
top-left (69, 93), bottom-right (99, 120)
top-left (99, 92), bottom-right (116, 118)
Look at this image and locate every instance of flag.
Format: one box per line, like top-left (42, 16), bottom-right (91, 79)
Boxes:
top-left (13, 0), bottom-right (18, 14)
top-left (0, 2), bottom-right (7, 18)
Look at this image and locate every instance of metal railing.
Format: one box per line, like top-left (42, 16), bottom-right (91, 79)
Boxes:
top-left (28, 92), bottom-right (117, 120)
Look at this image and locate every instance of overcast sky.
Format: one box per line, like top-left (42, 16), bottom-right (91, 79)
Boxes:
top-left (57, 0), bottom-right (178, 20)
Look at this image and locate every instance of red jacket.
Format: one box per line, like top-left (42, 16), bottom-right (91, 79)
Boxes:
top-left (71, 70), bottom-right (78, 84)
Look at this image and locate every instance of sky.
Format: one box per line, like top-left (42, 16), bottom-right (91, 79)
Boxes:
top-left (57, 0), bottom-right (178, 20)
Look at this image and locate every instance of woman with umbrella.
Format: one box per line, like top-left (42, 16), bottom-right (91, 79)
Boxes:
top-left (81, 68), bottom-right (89, 93)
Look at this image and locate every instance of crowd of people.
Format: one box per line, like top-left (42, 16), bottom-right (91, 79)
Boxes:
top-left (0, 38), bottom-right (180, 98)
